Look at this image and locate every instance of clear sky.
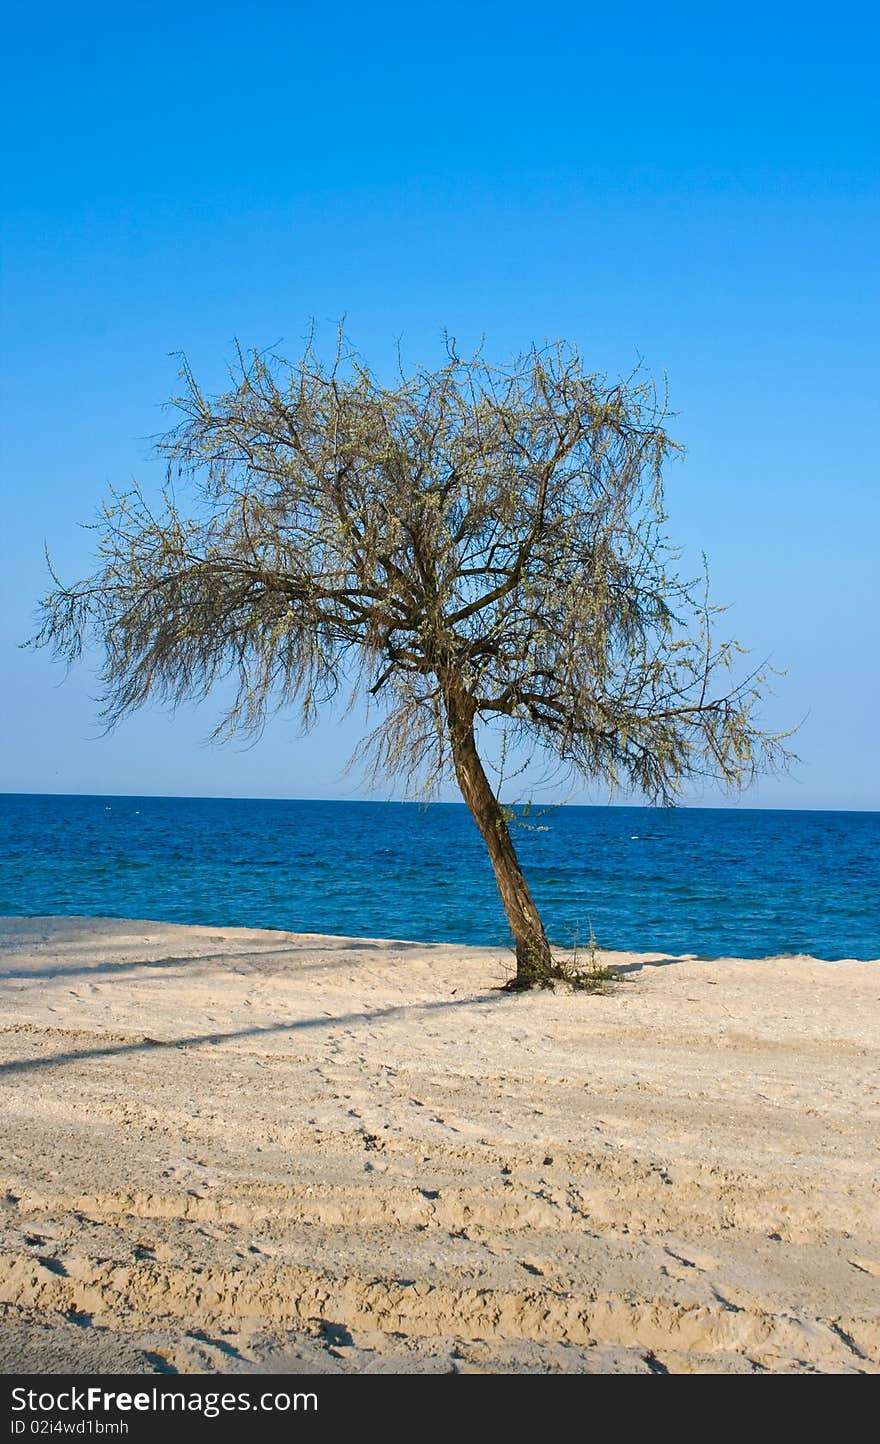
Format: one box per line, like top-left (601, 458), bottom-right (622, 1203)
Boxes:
top-left (2, 2), bottom-right (877, 809)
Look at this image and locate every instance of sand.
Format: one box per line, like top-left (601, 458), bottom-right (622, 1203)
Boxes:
top-left (0, 916), bottom-right (877, 1375)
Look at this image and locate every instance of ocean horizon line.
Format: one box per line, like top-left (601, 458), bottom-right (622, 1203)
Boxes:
top-left (1, 790), bottom-right (877, 817)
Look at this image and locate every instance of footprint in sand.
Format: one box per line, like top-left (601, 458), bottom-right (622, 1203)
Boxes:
top-left (663, 1246), bottom-right (719, 1273)
top-left (848, 1256), bottom-right (880, 1277)
top-left (430, 1115), bottom-right (461, 1133)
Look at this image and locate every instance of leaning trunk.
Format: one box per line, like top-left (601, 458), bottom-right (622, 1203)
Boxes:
top-left (443, 683), bottom-right (552, 987)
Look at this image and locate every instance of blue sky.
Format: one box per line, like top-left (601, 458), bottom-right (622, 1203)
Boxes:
top-left (2, 1), bottom-right (878, 808)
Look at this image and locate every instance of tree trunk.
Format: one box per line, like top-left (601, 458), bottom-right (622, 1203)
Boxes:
top-left (442, 681), bottom-right (553, 987)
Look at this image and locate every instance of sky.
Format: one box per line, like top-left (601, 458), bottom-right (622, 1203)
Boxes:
top-left (1, 1), bottom-right (878, 809)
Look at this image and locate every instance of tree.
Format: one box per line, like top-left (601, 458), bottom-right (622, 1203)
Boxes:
top-left (34, 337), bottom-right (789, 987)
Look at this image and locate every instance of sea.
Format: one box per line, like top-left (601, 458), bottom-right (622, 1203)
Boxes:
top-left (0, 793), bottom-right (877, 960)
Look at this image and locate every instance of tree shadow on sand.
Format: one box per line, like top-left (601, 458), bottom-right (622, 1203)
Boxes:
top-left (0, 939), bottom-right (440, 984)
top-left (0, 993), bottom-right (504, 1078)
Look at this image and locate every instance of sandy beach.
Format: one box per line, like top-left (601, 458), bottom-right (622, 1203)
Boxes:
top-left (0, 916), bottom-right (877, 1375)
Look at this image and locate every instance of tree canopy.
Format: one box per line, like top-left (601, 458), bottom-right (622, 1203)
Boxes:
top-left (35, 336), bottom-right (790, 986)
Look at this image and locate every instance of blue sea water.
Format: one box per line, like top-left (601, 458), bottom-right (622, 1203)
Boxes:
top-left (0, 793), bottom-right (877, 960)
